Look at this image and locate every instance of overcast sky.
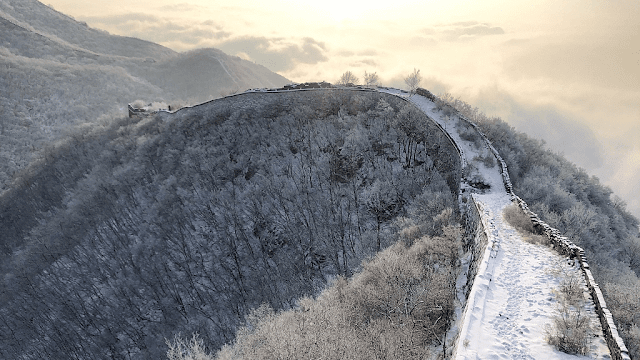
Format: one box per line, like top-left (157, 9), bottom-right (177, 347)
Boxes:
top-left (46, 0), bottom-right (640, 219)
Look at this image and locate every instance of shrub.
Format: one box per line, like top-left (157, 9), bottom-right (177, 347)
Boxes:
top-left (545, 304), bottom-right (592, 355)
top-left (526, 234), bottom-right (551, 246)
top-left (462, 163), bottom-right (491, 192)
top-left (503, 204), bottom-right (535, 233)
top-left (166, 333), bottom-right (214, 360)
top-left (503, 203), bottom-right (552, 247)
top-left (472, 152), bottom-right (496, 169)
top-left (559, 271), bottom-right (584, 305)
top-left (457, 122), bottom-right (484, 149)
top-left (545, 271), bottom-right (592, 355)
top-left (203, 227), bottom-right (461, 359)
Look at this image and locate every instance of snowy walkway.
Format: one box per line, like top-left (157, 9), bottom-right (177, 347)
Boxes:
top-left (457, 193), bottom-right (610, 359)
top-left (380, 89), bottom-right (611, 359)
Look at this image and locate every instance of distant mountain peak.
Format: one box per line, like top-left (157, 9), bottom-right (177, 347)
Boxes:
top-left (0, 0), bottom-right (176, 59)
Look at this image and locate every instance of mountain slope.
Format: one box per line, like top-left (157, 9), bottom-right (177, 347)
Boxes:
top-left (0, 0), bottom-right (289, 193)
top-left (0, 0), bottom-right (175, 59)
top-left (0, 89), bottom-right (461, 359)
top-left (137, 48), bottom-right (290, 102)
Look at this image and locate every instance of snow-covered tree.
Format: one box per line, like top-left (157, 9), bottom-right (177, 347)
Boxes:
top-left (404, 68), bottom-right (422, 96)
top-left (364, 71), bottom-right (379, 87)
top-left (337, 70), bottom-right (359, 86)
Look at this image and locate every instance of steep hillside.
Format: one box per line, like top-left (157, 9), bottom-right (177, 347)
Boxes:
top-left (0, 0), bottom-right (289, 194)
top-left (0, 89), bottom-right (461, 359)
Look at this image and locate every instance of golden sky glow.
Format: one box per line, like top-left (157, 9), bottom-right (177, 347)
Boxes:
top-left (44, 0), bottom-right (640, 216)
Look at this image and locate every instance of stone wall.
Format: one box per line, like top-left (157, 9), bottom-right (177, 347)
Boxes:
top-left (445, 191), bottom-right (491, 358)
top-left (461, 197), bottom-right (489, 301)
top-left (168, 86), bottom-right (378, 117)
top-left (452, 102), bottom-right (632, 360)
top-left (512, 195), bottom-right (631, 360)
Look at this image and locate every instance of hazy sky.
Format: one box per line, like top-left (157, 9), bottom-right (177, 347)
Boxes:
top-left (46, 0), bottom-right (640, 218)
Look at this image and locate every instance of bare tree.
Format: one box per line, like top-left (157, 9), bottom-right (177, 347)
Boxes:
top-left (404, 68), bottom-right (422, 96)
top-left (337, 71), bottom-right (359, 86)
top-left (364, 71), bottom-right (380, 87)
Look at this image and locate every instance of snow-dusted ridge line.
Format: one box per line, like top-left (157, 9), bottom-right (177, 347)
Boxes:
top-left (449, 98), bottom-right (632, 360)
top-left (132, 85), bottom-right (379, 117)
top-left (139, 85), bottom-right (628, 358)
top-left (132, 85), bottom-right (400, 119)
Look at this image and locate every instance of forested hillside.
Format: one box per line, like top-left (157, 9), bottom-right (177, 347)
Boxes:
top-left (441, 95), bottom-right (640, 358)
top-left (0, 0), bottom-right (289, 194)
top-left (0, 90), bottom-right (462, 359)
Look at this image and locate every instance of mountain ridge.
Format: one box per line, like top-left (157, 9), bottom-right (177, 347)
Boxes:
top-left (1, 1), bottom-right (639, 359)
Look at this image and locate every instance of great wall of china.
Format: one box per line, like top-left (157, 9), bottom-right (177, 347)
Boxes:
top-left (454, 106), bottom-right (631, 360)
top-left (422, 86), bottom-right (630, 359)
top-left (134, 85), bottom-right (630, 359)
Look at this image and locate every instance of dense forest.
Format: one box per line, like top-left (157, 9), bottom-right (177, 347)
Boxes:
top-left (440, 94), bottom-right (640, 358)
top-left (0, 90), bottom-right (462, 359)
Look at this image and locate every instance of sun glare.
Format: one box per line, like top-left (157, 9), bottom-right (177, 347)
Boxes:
top-left (318, 0), bottom-right (372, 21)
top-left (281, 0), bottom-right (420, 23)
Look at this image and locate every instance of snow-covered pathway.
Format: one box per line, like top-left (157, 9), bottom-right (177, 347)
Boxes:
top-left (459, 193), bottom-right (609, 359)
top-left (380, 88), bottom-right (611, 359)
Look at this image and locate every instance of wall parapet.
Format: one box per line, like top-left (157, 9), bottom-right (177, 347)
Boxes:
top-left (446, 193), bottom-right (491, 359)
top-left (512, 194), bottom-right (631, 359)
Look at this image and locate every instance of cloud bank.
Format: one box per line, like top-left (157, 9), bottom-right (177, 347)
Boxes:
top-left (421, 21), bottom-right (506, 42)
top-left (218, 36), bottom-right (328, 72)
top-left (83, 13), bottom-right (230, 47)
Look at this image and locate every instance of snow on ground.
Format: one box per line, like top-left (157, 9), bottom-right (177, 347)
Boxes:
top-left (380, 88), bottom-right (611, 359)
top-left (457, 194), bottom-right (610, 359)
